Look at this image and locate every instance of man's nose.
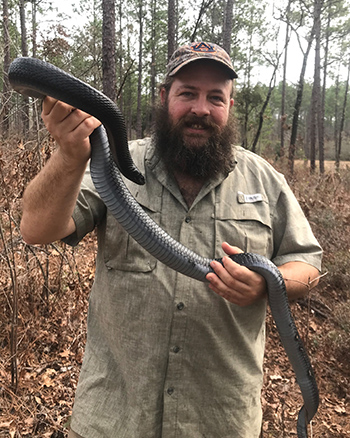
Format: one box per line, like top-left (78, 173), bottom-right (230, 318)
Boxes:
top-left (191, 96), bottom-right (210, 117)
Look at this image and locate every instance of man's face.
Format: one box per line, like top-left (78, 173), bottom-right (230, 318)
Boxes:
top-left (160, 61), bottom-right (234, 149)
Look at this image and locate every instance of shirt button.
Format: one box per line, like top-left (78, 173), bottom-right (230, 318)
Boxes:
top-left (167, 387), bottom-right (174, 395)
top-left (173, 346), bottom-right (180, 353)
top-left (177, 302), bottom-right (184, 310)
top-left (185, 216), bottom-right (191, 223)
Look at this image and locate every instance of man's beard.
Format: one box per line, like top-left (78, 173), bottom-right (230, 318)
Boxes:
top-left (153, 104), bottom-right (236, 180)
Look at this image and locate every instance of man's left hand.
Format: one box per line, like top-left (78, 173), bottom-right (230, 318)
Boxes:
top-left (206, 242), bottom-right (267, 306)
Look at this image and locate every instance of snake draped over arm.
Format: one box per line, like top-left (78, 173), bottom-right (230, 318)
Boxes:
top-left (9, 57), bottom-right (319, 438)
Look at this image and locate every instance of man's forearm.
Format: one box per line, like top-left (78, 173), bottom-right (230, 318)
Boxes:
top-left (278, 261), bottom-right (320, 301)
top-left (20, 149), bottom-right (86, 244)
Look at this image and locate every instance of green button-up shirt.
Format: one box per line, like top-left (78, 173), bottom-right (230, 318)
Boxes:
top-left (65, 138), bottom-right (322, 438)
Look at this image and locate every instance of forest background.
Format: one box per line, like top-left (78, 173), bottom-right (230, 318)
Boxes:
top-left (1, 0), bottom-right (350, 437)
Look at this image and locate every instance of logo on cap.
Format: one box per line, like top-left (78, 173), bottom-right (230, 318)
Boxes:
top-left (191, 42), bottom-right (216, 53)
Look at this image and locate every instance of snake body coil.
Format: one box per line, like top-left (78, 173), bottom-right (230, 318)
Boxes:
top-left (9, 57), bottom-right (319, 437)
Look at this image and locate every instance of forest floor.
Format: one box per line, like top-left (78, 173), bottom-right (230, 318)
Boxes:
top-left (0, 140), bottom-right (350, 437)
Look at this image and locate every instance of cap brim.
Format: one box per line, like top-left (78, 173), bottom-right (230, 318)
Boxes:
top-left (168, 57), bottom-right (238, 79)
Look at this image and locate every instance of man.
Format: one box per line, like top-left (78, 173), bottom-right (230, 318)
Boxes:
top-left (21, 42), bottom-right (322, 438)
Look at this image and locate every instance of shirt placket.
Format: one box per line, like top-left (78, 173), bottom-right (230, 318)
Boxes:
top-left (161, 212), bottom-right (196, 437)
top-left (153, 159), bottom-right (221, 437)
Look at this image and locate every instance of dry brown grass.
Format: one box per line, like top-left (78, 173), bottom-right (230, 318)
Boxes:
top-left (1, 144), bottom-right (349, 437)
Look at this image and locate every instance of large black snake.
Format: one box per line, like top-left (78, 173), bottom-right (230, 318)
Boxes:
top-left (9, 57), bottom-right (319, 437)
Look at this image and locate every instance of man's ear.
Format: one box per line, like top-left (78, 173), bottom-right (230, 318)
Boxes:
top-left (230, 98), bottom-right (234, 108)
top-left (160, 87), bottom-right (167, 105)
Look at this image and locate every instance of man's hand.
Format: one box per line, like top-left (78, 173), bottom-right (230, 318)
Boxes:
top-left (207, 242), bottom-right (321, 305)
top-left (206, 242), bottom-right (267, 306)
top-left (42, 96), bottom-right (100, 169)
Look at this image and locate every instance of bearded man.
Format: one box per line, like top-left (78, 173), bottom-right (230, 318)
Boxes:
top-left (21, 42), bottom-right (322, 438)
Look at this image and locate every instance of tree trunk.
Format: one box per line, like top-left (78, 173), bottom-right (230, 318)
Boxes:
top-left (1, 0), bottom-right (11, 138)
top-left (337, 56), bottom-right (350, 169)
top-left (126, 33), bottom-right (133, 139)
top-left (280, 0), bottom-right (291, 158)
top-left (31, 0), bottom-right (38, 57)
top-left (136, 0), bottom-right (143, 138)
top-left (241, 13), bottom-right (254, 149)
top-left (168, 0), bottom-right (176, 61)
top-left (91, 0), bottom-right (100, 88)
top-left (19, 0), bottom-right (28, 56)
top-left (309, 0), bottom-right (322, 173)
top-left (334, 65), bottom-right (340, 167)
top-left (150, 0), bottom-right (157, 127)
top-left (117, 0), bottom-right (123, 111)
top-left (19, 0), bottom-right (30, 137)
top-left (102, 0), bottom-right (116, 101)
top-left (319, 8), bottom-right (330, 174)
top-left (251, 69), bottom-right (277, 153)
top-left (288, 25), bottom-right (315, 174)
top-left (222, 0), bottom-right (234, 54)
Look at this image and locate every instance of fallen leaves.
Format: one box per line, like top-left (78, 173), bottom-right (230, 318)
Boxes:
top-left (1, 144), bottom-right (350, 437)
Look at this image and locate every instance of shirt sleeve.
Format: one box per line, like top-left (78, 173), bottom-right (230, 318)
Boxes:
top-left (62, 165), bottom-right (106, 247)
top-left (271, 177), bottom-right (322, 271)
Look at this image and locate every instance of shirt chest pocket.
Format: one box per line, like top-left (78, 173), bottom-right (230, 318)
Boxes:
top-left (103, 198), bottom-right (160, 273)
top-left (214, 199), bottom-right (273, 257)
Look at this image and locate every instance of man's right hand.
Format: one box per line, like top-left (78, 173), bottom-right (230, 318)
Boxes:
top-left (42, 97), bottom-right (100, 168)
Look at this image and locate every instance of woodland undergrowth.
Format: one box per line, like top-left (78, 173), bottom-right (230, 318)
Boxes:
top-left (1, 139), bottom-right (349, 437)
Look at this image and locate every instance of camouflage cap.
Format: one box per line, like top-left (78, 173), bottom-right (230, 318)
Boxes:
top-left (166, 41), bottom-right (238, 79)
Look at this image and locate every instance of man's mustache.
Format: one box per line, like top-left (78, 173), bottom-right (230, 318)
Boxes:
top-left (172, 115), bottom-right (219, 132)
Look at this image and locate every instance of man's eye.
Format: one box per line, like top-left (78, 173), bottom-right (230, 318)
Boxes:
top-left (181, 92), bottom-right (193, 97)
top-left (211, 95), bottom-right (223, 102)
